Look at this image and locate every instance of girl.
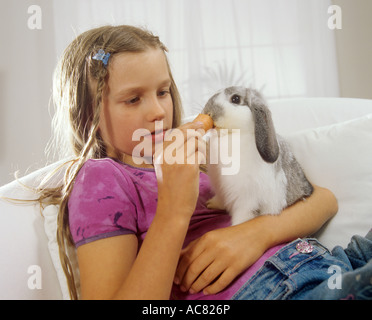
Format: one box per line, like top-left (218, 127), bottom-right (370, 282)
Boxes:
top-left (42, 25), bottom-right (370, 300)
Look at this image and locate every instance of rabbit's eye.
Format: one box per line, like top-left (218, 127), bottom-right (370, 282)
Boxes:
top-left (231, 95), bottom-right (241, 104)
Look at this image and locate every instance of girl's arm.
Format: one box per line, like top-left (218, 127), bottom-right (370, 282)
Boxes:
top-left (77, 122), bottom-right (205, 299)
top-left (175, 184), bottom-right (338, 295)
top-left (77, 205), bottom-right (191, 299)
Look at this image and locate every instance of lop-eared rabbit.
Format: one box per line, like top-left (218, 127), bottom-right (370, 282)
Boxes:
top-left (202, 87), bottom-right (313, 225)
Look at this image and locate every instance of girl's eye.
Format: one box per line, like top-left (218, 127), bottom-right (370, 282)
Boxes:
top-left (158, 88), bottom-right (170, 97)
top-left (125, 97), bottom-right (140, 105)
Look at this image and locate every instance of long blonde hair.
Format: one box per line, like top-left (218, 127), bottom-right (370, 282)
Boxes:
top-left (41, 25), bottom-right (183, 299)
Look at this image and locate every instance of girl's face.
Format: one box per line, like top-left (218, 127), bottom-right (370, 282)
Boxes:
top-left (99, 48), bottom-right (174, 164)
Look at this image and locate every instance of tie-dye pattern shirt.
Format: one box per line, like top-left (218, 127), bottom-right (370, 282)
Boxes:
top-left (68, 158), bottom-right (283, 299)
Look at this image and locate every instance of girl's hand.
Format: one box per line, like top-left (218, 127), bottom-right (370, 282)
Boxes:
top-left (174, 185), bottom-right (338, 295)
top-left (174, 218), bottom-right (269, 295)
top-left (153, 122), bottom-right (206, 220)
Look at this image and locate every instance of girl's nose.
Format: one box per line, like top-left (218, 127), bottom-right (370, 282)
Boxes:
top-left (147, 96), bottom-right (166, 122)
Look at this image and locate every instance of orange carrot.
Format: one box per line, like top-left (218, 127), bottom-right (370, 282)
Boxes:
top-left (193, 114), bottom-right (214, 131)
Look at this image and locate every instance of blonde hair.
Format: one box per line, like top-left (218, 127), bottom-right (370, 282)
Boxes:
top-left (40, 25), bottom-right (183, 299)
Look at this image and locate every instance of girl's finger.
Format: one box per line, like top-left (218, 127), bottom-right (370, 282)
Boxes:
top-left (174, 240), bottom-right (204, 287)
top-left (162, 128), bottom-right (206, 165)
top-left (188, 260), bottom-right (226, 294)
top-left (203, 267), bottom-right (237, 295)
top-left (179, 253), bottom-right (214, 293)
top-left (180, 121), bottom-right (204, 131)
top-left (185, 132), bottom-right (206, 165)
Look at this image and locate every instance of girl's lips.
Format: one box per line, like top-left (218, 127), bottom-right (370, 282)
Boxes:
top-left (149, 130), bottom-right (166, 143)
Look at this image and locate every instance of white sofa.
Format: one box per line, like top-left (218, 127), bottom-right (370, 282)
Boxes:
top-left (1, 97), bottom-right (372, 300)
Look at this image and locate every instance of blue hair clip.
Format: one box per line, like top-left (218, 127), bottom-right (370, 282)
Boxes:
top-left (92, 49), bottom-right (111, 67)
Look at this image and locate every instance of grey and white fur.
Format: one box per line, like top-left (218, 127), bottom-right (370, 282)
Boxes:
top-left (202, 86), bottom-right (313, 225)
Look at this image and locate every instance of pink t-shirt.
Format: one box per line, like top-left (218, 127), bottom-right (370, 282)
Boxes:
top-left (68, 158), bottom-right (284, 300)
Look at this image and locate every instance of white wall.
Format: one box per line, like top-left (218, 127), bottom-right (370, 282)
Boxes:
top-left (0, 0), bottom-right (371, 186)
top-left (332, 0), bottom-right (372, 99)
top-left (0, 0), bottom-right (56, 185)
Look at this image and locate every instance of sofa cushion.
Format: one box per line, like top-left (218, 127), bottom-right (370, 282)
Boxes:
top-left (285, 113), bottom-right (372, 248)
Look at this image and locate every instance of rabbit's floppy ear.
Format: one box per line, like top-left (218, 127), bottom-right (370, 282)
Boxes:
top-left (247, 90), bottom-right (279, 163)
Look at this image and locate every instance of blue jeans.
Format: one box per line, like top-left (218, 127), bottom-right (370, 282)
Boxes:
top-left (232, 229), bottom-right (372, 300)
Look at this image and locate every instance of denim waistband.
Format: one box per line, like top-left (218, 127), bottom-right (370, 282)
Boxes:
top-left (231, 238), bottom-right (331, 300)
top-left (267, 238), bottom-right (330, 276)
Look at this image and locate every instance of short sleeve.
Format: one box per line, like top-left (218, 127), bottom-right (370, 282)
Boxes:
top-left (68, 159), bottom-right (137, 248)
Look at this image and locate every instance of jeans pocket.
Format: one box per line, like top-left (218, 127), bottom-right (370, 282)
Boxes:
top-left (233, 238), bottom-right (349, 300)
